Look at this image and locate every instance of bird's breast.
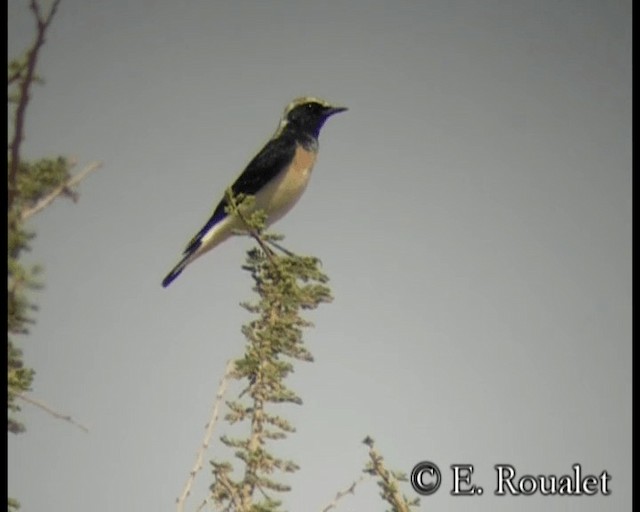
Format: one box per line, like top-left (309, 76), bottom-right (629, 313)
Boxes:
top-left (256, 143), bottom-right (317, 224)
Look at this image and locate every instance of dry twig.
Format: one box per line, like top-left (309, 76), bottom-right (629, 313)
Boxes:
top-left (320, 474), bottom-right (370, 512)
top-left (17, 392), bottom-right (89, 433)
top-left (20, 161), bottom-right (103, 221)
top-left (177, 360), bottom-right (235, 512)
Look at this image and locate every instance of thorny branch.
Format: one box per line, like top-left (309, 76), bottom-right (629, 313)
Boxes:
top-left (320, 474), bottom-right (370, 512)
top-left (8, 0), bottom-right (62, 209)
top-left (177, 361), bottom-right (235, 512)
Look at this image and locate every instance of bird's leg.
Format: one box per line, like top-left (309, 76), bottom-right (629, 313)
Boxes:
top-left (264, 239), bottom-right (297, 257)
top-left (228, 193), bottom-right (278, 265)
top-left (247, 229), bottom-right (277, 265)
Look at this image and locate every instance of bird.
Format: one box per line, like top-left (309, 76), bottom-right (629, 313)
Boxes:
top-left (161, 97), bottom-right (347, 288)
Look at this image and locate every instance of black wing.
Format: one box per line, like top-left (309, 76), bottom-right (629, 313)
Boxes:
top-left (183, 135), bottom-right (297, 254)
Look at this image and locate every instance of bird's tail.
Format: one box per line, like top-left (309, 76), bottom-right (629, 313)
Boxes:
top-left (161, 254), bottom-right (191, 288)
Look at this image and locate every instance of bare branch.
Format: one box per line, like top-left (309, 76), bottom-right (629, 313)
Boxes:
top-left (20, 161), bottom-right (102, 221)
top-left (8, 0), bottom-right (63, 209)
top-left (17, 392), bottom-right (89, 433)
top-left (176, 360), bottom-right (235, 512)
top-left (320, 474), bottom-right (370, 512)
top-left (29, 0), bottom-right (63, 35)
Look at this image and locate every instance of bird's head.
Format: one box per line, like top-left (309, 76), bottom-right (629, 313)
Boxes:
top-left (277, 97), bottom-right (347, 138)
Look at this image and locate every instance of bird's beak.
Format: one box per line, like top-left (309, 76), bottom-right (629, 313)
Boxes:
top-left (326, 105), bottom-right (348, 116)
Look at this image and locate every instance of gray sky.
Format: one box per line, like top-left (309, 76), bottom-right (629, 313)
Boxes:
top-left (8, 1), bottom-right (631, 511)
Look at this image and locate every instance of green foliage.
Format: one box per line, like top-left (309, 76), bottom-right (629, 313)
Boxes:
top-left (8, 497), bottom-right (21, 512)
top-left (8, 56), bottom-right (44, 102)
top-left (8, 2), bottom-right (66, 509)
top-left (7, 340), bottom-right (33, 434)
top-left (7, 0), bottom-right (70, 435)
top-left (14, 157), bottom-right (71, 210)
top-left (7, 156), bottom-right (71, 433)
top-left (363, 437), bottom-right (420, 512)
top-left (208, 195), bottom-right (332, 511)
